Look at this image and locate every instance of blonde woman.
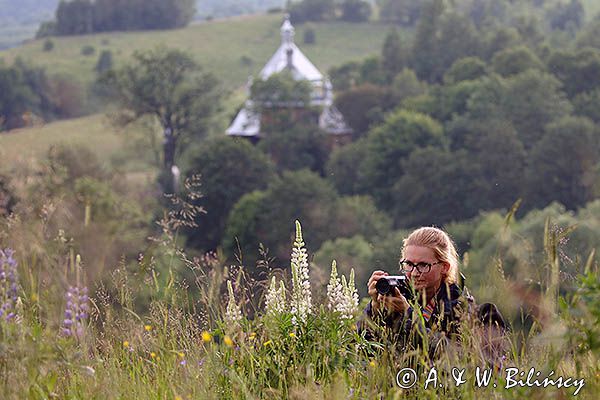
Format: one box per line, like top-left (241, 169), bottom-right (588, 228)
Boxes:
top-left (360, 227), bottom-right (466, 345)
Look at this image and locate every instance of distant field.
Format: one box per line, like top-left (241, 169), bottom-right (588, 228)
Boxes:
top-left (0, 114), bottom-right (156, 174)
top-left (0, 14), bottom-right (394, 90)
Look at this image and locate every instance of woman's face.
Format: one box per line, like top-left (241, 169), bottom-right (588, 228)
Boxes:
top-left (402, 245), bottom-right (449, 293)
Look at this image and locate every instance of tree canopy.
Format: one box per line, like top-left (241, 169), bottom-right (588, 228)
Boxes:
top-left (103, 47), bottom-right (221, 192)
top-left (39, 0), bottom-right (195, 36)
top-left (183, 136), bottom-right (276, 252)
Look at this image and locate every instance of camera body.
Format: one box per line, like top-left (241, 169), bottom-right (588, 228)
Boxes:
top-left (375, 274), bottom-right (413, 300)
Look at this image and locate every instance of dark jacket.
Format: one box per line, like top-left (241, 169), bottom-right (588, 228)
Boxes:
top-left (358, 282), bottom-right (465, 351)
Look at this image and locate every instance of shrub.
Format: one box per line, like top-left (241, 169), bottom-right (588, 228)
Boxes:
top-left (43, 39), bottom-right (54, 52)
top-left (81, 45), bottom-right (95, 56)
top-left (340, 0), bottom-right (372, 22)
top-left (303, 26), bottom-right (316, 44)
top-left (0, 175), bottom-right (17, 216)
top-left (239, 55), bottom-right (253, 67)
top-left (95, 50), bottom-right (113, 74)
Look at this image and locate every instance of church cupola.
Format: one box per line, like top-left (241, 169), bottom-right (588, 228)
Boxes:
top-left (281, 15), bottom-right (295, 45)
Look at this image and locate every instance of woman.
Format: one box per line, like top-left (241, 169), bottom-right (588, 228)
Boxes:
top-left (359, 227), bottom-right (467, 350)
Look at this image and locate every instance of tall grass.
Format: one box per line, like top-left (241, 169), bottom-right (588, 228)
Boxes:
top-left (0, 185), bottom-right (599, 399)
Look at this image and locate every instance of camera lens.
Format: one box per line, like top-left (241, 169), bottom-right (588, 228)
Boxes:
top-left (375, 278), bottom-right (391, 295)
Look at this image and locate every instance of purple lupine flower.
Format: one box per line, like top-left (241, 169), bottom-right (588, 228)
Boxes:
top-left (0, 248), bottom-right (19, 322)
top-left (60, 285), bottom-right (90, 339)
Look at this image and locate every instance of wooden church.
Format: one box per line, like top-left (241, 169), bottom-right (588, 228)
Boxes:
top-left (226, 16), bottom-right (352, 144)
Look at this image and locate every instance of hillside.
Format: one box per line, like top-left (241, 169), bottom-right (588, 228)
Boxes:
top-left (0, 1), bottom-right (285, 49)
top-left (0, 114), bottom-right (142, 173)
top-left (0, 13), bottom-right (393, 175)
top-left (0, 13), bottom-right (393, 90)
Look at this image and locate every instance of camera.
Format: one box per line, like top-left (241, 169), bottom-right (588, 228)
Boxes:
top-left (375, 275), bottom-right (413, 300)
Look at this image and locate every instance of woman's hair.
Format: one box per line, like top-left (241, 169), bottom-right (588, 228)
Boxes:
top-left (402, 227), bottom-right (459, 284)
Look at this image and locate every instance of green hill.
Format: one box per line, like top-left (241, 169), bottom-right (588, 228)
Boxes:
top-left (0, 114), bottom-right (153, 174)
top-left (0, 13), bottom-right (394, 175)
top-left (0, 13), bottom-right (394, 90)
top-left (0, 1), bottom-right (285, 49)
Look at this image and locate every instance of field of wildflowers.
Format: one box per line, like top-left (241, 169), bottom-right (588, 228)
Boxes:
top-left (0, 168), bottom-right (596, 399)
top-left (0, 205), bottom-right (599, 400)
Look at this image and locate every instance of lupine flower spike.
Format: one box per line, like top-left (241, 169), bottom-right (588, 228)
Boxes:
top-left (327, 260), bottom-right (343, 312)
top-left (327, 261), bottom-right (359, 319)
top-left (224, 280), bottom-right (242, 327)
top-left (339, 269), bottom-right (359, 319)
top-left (0, 248), bottom-right (19, 321)
top-left (290, 220), bottom-right (312, 326)
top-left (61, 285), bottom-right (90, 339)
top-left (265, 276), bottom-right (286, 316)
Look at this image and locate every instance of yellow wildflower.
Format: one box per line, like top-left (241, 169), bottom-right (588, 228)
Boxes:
top-left (178, 352), bottom-right (185, 359)
top-left (201, 331), bottom-right (212, 343)
top-left (263, 340), bottom-right (272, 347)
top-left (224, 335), bottom-right (234, 347)
top-left (289, 332), bottom-right (296, 338)
top-left (248, 332), bottom-right (256, 340)
top-left (123, 341), bottom-right (130, 348)
top-left (369, 360), bottom-right (376, 367)
top-left (144, 325), bottom-right (152, 332)
top-left (150, 352), bottom-right (156, 359)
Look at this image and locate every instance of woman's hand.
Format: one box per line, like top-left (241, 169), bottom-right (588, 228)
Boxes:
top-left (367, 270), bottom-right (388, 312)
top-left (378, 287), bottom-right (410, 314)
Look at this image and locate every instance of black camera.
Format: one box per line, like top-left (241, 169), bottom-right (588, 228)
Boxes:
top-left (375, 275), bottom-right (413, 300)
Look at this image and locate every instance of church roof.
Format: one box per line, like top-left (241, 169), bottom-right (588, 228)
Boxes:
top-left (259, 16), bottom-right (323, 82)
top-left (260, 42), bottom-right (323, 82)
top-left (225, 105), bottom-right (260, 137)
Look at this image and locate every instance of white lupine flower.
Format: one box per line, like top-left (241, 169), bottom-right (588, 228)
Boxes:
top-left (339, 271), bottom-right (359, 319)
top-left (290, 220), bottom-right (312, 326)
top-left (265, 276), bottom-right (287, 316)
top-left (327, 260), bottom-right (344, 312)
top-left (225, 280), bottom-right (243, 326)
top-left (328, 263), bottom-right (359, 320)
top-left (347, 269), bottom-right (359, 311)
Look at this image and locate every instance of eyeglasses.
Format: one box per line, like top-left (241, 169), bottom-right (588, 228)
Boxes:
top-left (399, 259), bottom-right (443, 273)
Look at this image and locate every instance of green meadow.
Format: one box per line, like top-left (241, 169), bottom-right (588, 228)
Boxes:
top-left (0, 217), bottom-right (598, 399)
top-left (2, 6), bottom-right (600, 399)
top-left (0, 115), bottom-right (120, 166)
top-left (0, 14), bottom-right (394, 89)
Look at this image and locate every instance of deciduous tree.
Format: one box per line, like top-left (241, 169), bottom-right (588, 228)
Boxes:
top-left (104, 48), bottom-right (221, 192)
top-left (526, 116), bottom-right (599, 210)
top-left (224, 169), bottom-right (339, 263)
top-left (184, 136), bottom-right (276, 251)
top-left (360, 109), bottom-right (444, 209)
